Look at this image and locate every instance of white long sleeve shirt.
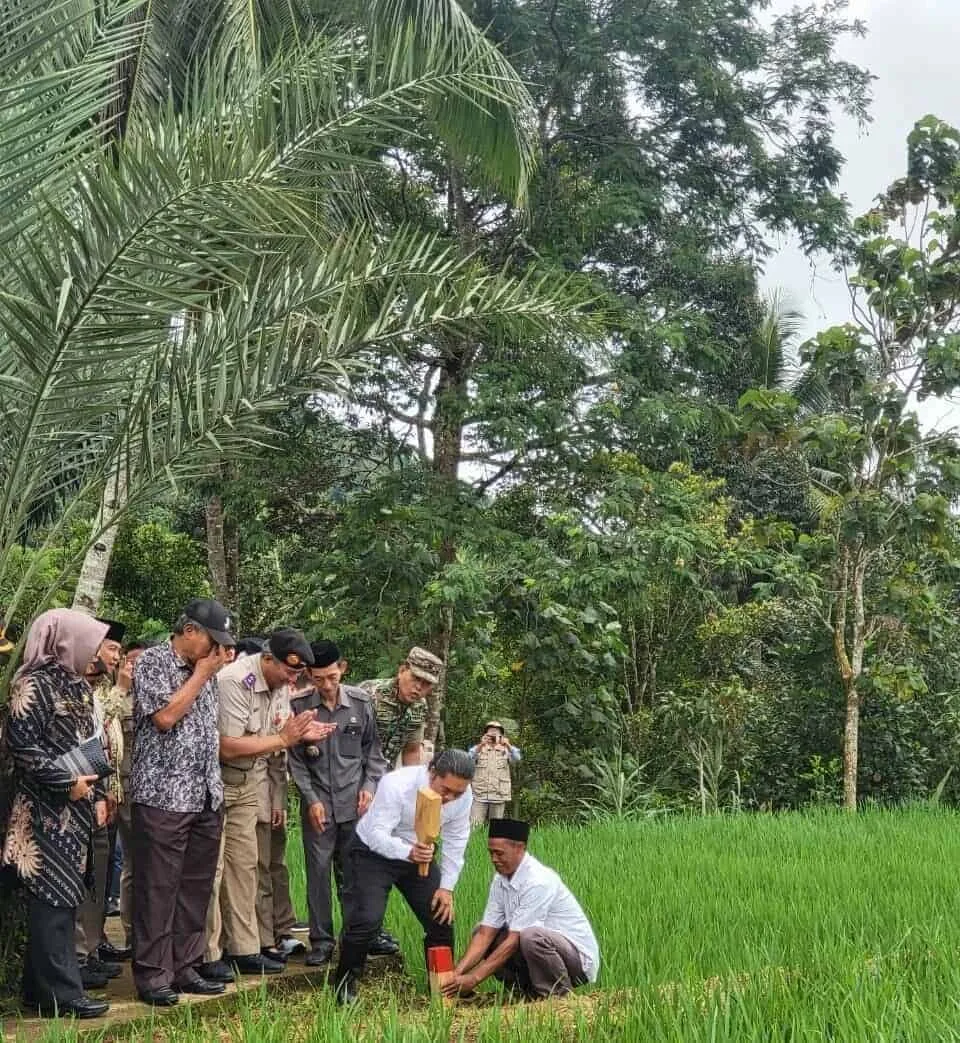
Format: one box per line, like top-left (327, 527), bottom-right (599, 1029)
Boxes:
top-left (480, 853), bottom-right (600, 981)
top-left (355, 764), bottom-right (473, 891)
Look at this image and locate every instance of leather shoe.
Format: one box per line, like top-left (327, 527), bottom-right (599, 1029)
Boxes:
top-left (79, 966), bottom-right (109, 990)
top-left (138, 985), bottom-right (179, 1007)
top-left (229, 952), bottom-right (284, 975)
top-left (36, 995), bottom-right (110, 1019)
top-left (98, 941), bottom-right (131, 962)
top-left (261, 946), bottom-right (288, 962)
top-left (334, 971), bottom-right (359, 1006)
top-left (196, 960), bottom-right (235, 984)
top-left (275, 936), bottom-right (306, 958)
top-left (369, 931), bottom-right (400, 957)
top-left (86, 956), bottom-right (122, 978)
top-left (174, 970), bottom-right (226, 996)
top-left (305, 945), bottom-right (334, 967)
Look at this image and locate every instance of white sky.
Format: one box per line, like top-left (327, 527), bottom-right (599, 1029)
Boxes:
top-left (762, 0), bottom-right (960, 429)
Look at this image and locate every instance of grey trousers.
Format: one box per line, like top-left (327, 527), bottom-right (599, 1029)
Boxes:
top-left (116, 792), bottom-right (134, 946)
top-left (299, 802), bottom-right (355, 949)
top-left (75, 823), bottom-right (110, 959)
top-left (486, 926), bottom-right (587, 998)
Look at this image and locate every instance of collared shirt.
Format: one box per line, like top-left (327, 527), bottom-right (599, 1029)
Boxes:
top-left (129, 641), bottom-right (223, 813)
top-left (480, 853), bottom-right (600, 981)
top-left (360, 677), bottom-right (426, 765)
top-left (287, 684), bottom-right (388, 824)
top-left (355, 764), bottom-right (471, 891)
top-left (216, 653), bottom-right (278, 770)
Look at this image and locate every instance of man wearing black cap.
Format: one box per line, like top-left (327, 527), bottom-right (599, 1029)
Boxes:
top-left (286, 640), bottom-right (388, 965)
top-left (199, 628), bottom-right (334, 981)
top-left (128, 599), bottom-right (237, 1005)
top-left (442, 819), bottom-right (600, 1001)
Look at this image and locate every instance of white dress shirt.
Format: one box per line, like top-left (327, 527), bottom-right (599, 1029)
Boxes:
top-left (355, 764), bottom-right (472, 891)
top-left (480, 852), bottom-right (600, 981)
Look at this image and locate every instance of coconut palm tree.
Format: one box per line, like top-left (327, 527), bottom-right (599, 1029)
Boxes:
top-left (0, 0), bottom-right (594, 646)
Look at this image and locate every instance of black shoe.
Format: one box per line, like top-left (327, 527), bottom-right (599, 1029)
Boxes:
top-left (105, 897), bottom-right (121, 917)
top-left (37, 995), bottom-right (111, 1019)
top-left (334, 971), bottom-right (359, 1006)
top-left (369, 930), bottom-right (400, 957)
top-left (86, 957), bottom-right (122, 979)
top-left (79, 966), bottom-right (109, 990)
top-left (305, 945), bottom-right (334, 967)
top-left (261, 946), bottom-right (288, 963)
top-left (196, 960), bottom-right (235, 984)
top-left (138, 985), bottom-right (179, 1007)
top-left (174, 970), bottom-right (226, 996)
top-left (98, 941), bottom-right (131, 962)
top-left (275, 936), bottom-right (306, 958)
top-left (229, 952), bottom-right (284, 975)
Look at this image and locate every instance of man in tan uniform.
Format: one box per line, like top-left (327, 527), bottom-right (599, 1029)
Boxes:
top-left (197, 629), bottom-right (333, 982)
top-left (254, 690), bottom-right (305, 961)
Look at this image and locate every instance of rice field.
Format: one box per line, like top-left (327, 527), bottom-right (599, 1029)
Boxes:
top-left (20, 807), bottom-right (960, 1040)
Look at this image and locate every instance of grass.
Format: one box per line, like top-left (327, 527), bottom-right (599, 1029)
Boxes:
top-left (14, 807), bottom-right (960, 1039)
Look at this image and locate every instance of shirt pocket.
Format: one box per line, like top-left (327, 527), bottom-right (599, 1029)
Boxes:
top-left (246, 704), bottom-right (263, 735)
top-left (340, 725), bottom-right (362, 759)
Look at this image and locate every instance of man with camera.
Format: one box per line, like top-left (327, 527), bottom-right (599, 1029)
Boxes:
top-left (468, 721), bottom-right (521, 826)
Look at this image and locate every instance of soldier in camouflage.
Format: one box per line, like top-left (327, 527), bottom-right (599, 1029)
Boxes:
top-left (360, 646), bottom-right (444, 768)
top-left (358, 645), bottom-right (444, 955)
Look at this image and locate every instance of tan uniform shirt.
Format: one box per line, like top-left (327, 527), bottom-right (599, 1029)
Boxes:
top-left (217, 654), bottom-right (285, 785)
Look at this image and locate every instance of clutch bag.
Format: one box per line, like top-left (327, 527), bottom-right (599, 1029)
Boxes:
top-left (53, 735), bottom-right (113, 781)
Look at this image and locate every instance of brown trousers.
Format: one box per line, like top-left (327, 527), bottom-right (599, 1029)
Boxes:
top-left (131, 801), bottom-right (223, 992)
top-left (486, 926), bottom-right (587, 998)
top-left (204, 780), bottom-right (260, 961)
top-left (255, 820), bottom-right (297, 947)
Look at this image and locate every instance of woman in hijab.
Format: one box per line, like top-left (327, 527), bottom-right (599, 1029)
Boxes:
top-left (1, 609), bottom-right (111, 1019)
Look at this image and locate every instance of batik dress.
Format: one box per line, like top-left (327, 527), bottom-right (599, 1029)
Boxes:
top-left (1, 664), bottom-right (100, 907)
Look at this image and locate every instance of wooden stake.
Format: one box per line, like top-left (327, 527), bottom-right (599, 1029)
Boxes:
top-left (415, 785), bottom-right (442, 878)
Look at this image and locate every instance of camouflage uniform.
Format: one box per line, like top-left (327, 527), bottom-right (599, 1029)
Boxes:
top-left (360, 678), bottom-right (427, 766)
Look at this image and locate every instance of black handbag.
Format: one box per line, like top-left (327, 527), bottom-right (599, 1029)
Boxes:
top-left (52, 735), bottom-right (113, 781)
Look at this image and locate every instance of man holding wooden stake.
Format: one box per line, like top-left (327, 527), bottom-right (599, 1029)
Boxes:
top-left (332, 748), bottom-right (474, 1005)
top-left (442, 818), bottom-right (599, 1001)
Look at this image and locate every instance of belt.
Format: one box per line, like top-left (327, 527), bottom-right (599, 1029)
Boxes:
top-left (220, 763), bottom-right (254, 785)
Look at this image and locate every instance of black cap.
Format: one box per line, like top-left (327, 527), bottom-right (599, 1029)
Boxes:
top-left (236, 636), bottom-right (268, 657)
top-left (267, 628), bottom-right (314, 668)
top-left (183, 599), bottom-right (236, 647)
top-left (489, 818), bottom-right (530, 843)
top-left (309, 640), bottom-right (341, 668)
top-left (96, 618), bottom-right (126, 644)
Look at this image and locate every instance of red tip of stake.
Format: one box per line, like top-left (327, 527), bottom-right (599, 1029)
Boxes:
top-left (427, 946), bottom-right (454, 972)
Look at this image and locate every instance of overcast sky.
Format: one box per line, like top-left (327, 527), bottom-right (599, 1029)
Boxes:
top-left (762, 0), bottom-right (960, 427)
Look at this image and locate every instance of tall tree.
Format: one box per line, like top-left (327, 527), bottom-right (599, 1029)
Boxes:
top-left (768, 117), bottom-right (960, 808)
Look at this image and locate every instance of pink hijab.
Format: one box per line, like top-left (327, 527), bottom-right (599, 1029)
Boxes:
top-left (15, 609), bottom-right (109, 681)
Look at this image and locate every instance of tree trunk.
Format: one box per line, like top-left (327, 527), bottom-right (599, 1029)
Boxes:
top-left (832, 537), bottom-right (868, 811)
top-left (842, 678), bottom-right (859, 811)
top-left (206, 494), bottom-right (230, 605)
top-left (72, 462), bottom-right (127, 614)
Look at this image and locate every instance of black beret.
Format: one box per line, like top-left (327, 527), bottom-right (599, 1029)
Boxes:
top-left (309, 640), bottom-right (341, 668)
top-left (488, 818), bottom-right (530, 843)
top-left (267, 627), bottom-right (314, 668)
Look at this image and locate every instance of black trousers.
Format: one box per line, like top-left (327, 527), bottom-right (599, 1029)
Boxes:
top-left (335, 839), bottom-right (453, 982)
top-left (131, 800), bottom-right (223, 992)
top-left (23, 895), bottom-right (85, 1010)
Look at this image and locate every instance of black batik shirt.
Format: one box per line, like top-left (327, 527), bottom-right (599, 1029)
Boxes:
top-left (128, 641), bottom-right (223, 813)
